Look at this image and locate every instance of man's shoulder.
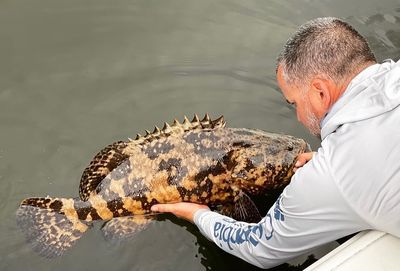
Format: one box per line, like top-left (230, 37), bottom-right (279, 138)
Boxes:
top-left (322, 104), bottom-right (400, 165)
top-left (319, 112), bottom-right (400, 229)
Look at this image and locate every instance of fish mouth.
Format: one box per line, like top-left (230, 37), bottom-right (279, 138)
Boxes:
top-left (304, 142), bottom-right (312, 152)
top-left (286, 139), bottom-right (311, 179)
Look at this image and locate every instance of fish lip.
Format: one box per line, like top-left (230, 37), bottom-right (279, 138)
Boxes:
top-left (286, 139), bottom-right (311, 179)
top-left (304, 142), bottom-right (312, 152)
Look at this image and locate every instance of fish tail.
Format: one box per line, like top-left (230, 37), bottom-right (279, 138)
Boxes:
top-left (16, 197), bottom-right (90, 258)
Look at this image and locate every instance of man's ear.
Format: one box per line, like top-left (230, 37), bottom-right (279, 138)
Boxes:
top-left (308, 77), bottom-right (333, 114)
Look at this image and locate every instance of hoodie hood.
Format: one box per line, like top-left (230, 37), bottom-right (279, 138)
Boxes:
top-left (320, 59), bottom-right (400, 140)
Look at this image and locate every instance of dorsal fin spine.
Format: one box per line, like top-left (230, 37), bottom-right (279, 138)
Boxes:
top-left (130, 114), bottom-right (225, 145)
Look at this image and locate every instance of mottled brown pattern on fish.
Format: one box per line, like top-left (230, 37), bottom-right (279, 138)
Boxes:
top-left (25, 125), bottom-right (308, 219)
top-left (82, 120), bottom-right (294, 218)
top-left (17, 114), bottom-right (310, 258)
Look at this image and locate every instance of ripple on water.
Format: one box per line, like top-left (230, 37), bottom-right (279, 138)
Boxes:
top-left (1, 1), bottom-right (399, 270)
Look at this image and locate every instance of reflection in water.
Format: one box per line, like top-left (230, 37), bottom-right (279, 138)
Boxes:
top-left (0, 0), bottom-right (399, 270)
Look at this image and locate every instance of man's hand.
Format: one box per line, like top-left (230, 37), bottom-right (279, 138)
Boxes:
top-left (294, 152), bottom-right (316, 172)
top-left (151, 202), bottom-right (210, 223)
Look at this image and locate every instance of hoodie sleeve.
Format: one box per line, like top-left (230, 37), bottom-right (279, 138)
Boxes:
top-left (193, 145), bottom-right (369, 269)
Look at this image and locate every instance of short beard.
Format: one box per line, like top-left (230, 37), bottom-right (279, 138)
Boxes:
top-left (305, 106), bottom-right (321, 138)
top-left (298, 87), bottom-right (322, 138)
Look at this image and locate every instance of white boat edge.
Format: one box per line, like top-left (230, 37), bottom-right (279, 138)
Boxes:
top-left (304, 230), bottom-right (400, 271)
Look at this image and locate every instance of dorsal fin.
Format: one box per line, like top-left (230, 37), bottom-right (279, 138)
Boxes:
top-left (132, 114), bottom-right (226, 145)
top-left (211, 115), bottom-right (225, 128)
top-left (79, 141), bottom-right (129, 201)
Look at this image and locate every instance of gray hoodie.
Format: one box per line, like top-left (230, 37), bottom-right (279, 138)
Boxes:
top-left (194, 59), bottom-right (400, 268)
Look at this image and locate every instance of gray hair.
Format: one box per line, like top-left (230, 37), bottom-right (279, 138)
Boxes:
top-left (277, 17), bottom-right (376, 86)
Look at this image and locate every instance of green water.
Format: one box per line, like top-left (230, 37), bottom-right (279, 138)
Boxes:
top-left (0, 1), bottom-right (399, 270)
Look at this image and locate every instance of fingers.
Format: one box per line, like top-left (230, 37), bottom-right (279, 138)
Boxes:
top-left (151, 203), bottom-right (210, 222)
top-left (293, 152), bottom-right (316, 172)
top-left (151, 204), bottom-right (173, 213)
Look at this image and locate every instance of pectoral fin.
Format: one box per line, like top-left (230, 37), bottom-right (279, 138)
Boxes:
top-left (213, 204), bottom-right (234, 217)
top-left (101, 215), bottom-right (155, 242)
top-left (212, 192), bottom-right (262, 223)
top-left (231, 192), bottom-right (262, 223)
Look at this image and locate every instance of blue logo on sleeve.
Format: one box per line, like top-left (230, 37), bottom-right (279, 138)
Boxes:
top-left (213, 219), bottom-right (264, 250)
top-left (212, 196), bottom-right (286, 250)
top-left (273, 195), bottom-right (285, 221)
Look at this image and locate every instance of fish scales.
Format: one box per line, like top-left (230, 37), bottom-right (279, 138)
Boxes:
top-left (16, 114), bottom-right (310, 258)
top-left (77, 128), bottom-right (307, 218)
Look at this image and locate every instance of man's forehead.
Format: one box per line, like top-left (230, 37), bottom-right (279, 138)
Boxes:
top-left (277, 71), bottom-right (292, 97)
top-left (276, 66), bottom-right (285, 88)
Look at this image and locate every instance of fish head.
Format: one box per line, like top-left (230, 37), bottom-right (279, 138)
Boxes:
top-left (228, 129), bottom-right (311, 195)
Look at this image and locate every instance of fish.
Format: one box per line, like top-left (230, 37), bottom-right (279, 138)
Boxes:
top-left (16, 114), bottom-right (310, 258)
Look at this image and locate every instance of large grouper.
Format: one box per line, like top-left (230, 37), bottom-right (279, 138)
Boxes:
top-left (16, 114), bottom-right (310, 258)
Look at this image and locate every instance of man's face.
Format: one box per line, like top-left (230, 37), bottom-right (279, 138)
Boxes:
top-left (277, 66), bottom-right (321, 137)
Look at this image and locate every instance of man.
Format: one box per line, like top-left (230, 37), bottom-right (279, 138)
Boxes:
top-left (152, 17), bottom-right (400, 268)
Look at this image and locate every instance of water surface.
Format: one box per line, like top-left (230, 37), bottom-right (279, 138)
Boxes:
top-left (0, 1), bottom-right (399, 270)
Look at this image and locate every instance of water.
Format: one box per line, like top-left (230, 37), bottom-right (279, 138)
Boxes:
top-left (0, 0), bottom-right (399, 270)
